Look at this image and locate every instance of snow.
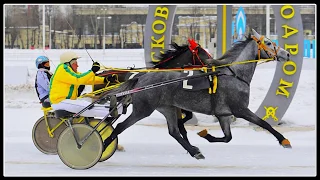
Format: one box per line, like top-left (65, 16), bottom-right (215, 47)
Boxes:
top-left (3, 50), bottom-right (316, 176)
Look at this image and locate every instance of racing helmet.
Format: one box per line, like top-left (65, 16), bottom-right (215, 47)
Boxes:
top-left (60, 51), bottom-right (81, 64)
top-left (35, 56), bottom-right (49, 68)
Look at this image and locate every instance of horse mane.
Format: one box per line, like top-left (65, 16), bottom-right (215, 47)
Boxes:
top-left (153, 42), bottom-right (189, 65)
top-left (217, 33), bottom-right (253, 63)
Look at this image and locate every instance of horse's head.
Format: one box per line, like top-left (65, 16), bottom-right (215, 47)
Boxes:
top-left (251, 28), bottom-right (290, 62)
top-left (153, 39), bottom-right (212, 68)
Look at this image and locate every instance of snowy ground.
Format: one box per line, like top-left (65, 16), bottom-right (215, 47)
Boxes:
top-left (3, 107), bottom-right (317, 176)
top-left (3, 56), bottom-right (317, 176)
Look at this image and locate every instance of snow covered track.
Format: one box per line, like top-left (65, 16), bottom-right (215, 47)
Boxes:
top-left (4, 107), bottom-right (316, 175)
top-left (4, 140), bottom-right (315, 176)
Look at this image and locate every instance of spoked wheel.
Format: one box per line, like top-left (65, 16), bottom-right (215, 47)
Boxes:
top-left (32, 116), bottom-right (67, 155)
top-left (88, 119), bottom-right (118, 162)
top-left (57, 124), bottom-right (103, 170)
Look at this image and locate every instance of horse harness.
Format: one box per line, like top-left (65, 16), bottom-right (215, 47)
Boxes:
top-left (188, 39), bottom-right (212, 66)
top-left (209, 35), bottom-right (280, 88)
top-left (97, 36), bottom-right (280, 96)
top-left (251, 35), bottom-right (280, 60)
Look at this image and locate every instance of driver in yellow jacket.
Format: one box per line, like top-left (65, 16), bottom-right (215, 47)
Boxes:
top-left (49, 51), bottom-right (123, 119)
top-left (49, 51), bottom-right (125, 151)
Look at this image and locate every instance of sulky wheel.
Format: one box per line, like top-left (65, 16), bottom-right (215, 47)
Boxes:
top-left (88, 119), bottom-right (118, 162)
top-left (57, 124), bottom-right (103, 170)
top-left (32, 116), bottom-right (67, 155)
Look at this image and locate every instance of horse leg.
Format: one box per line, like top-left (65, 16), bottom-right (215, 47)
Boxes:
top-left (236, 108), bottom-right (291, 148)
top-left (176, 108), bottom-right (188, 141)
top-left (178, 109), bottom-right (202, 152)
top-left (177, 109), bottom-right (194, 137)
top-left (158, 106), bottom-right (204, 159)
top-left (177, 119), bottom-right (189, 142)
top-left (176, 108), bottom-right (202, 154)
top-left (197, 115), bottom-right (233, 143)
top-left (176, 108), bottom-right (190, 142)
top-left (181, 109), bottom-right (193, 123)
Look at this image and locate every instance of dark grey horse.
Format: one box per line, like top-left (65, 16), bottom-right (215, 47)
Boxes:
top-left (103, 29), bottom-right (292, 159)
top-left (95, 39), bottom-right (212, 144)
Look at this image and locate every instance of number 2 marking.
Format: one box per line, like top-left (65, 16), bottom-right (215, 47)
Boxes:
top-left (183, 71), bottom-right (193, 89)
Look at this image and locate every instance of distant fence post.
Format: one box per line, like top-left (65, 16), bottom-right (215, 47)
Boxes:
top-left (312, 39), bottom-right (316, 58)
top-left (304, 39), bottom-right (311, 58)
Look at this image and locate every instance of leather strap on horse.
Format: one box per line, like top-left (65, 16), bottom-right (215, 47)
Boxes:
top-left (251, 35), bottom-right (280, 60)
top-left (201, 66), bottom-right (217, 94)
top-left (211, 66), bottom-right (218, 93)
top-left (201, 67), bottom-right (211, 94)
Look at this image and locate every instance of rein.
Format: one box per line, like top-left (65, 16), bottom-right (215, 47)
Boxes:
top-left (99, 35), bottom-right (278, 73)
top-left (99, 57), bottom-right (275, 73)
top-left (95, 36), bottom-right (279, 95)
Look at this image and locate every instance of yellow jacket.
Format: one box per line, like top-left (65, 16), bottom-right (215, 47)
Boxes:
top-left (49, 63), bottom-right (105, 104)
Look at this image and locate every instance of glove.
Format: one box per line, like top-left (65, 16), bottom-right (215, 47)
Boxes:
top-left (104, 74), bottom-right (117, 83)
top-left (91, 62), bottom-right (100, 73)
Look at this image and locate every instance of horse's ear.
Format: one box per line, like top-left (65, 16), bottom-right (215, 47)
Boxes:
top-left (251, 28), bottom-right (261, 39)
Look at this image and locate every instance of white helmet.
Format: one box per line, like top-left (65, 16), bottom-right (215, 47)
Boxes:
top-left (60, 51), bottom-right (81, 64)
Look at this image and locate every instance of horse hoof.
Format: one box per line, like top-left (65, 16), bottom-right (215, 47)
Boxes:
top-left (281, 139), bottom-right (292, 148)
top-left (193, 152), bottom-right (205, 160)
top-left (197, 129), bottom-right (208, 137)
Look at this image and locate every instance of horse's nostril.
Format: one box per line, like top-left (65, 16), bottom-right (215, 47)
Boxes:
top-left (287, 53), bottom-right (290, 57)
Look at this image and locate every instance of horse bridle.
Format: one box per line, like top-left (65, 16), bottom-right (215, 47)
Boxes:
top-left (217, 36), bottom-right (281, 87)
top-left (251, 35), bottom-right (280, 61)
top-left (155, 43), bottom-right (212, 68)
top-left (220, 36), bottom-right (281, 87)
top-left (188, 44), bottom-right (212, 66)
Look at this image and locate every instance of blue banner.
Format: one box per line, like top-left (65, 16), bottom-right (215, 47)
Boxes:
top-left (235, 7), bottom-right (246, 40)
top-left (312, 39), bottom-right (316, 58)
top-left (304, 40), bottom-right (311, 58)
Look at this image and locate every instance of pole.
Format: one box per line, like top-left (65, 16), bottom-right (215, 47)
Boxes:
top-left (266, 5), bottom-right (270, 38)
top-left (216, 5), bottom-right (232, 58)
top-left (203, 15), bottom-right (206, 48)
top-left (274, 19), bottom-right (276, 35)
top-left (49, 14), bottom-right (52, 49)
top-left (108, 16), bottom-right (112, 48)
top-left (103, 18), bottom-right (105, 54)
top-left (42, 5), bottom-right (45, 50)
top-left (95, 18), bottom-right (98, 49)
top-left (26, 6), bottom-right (29, 49)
